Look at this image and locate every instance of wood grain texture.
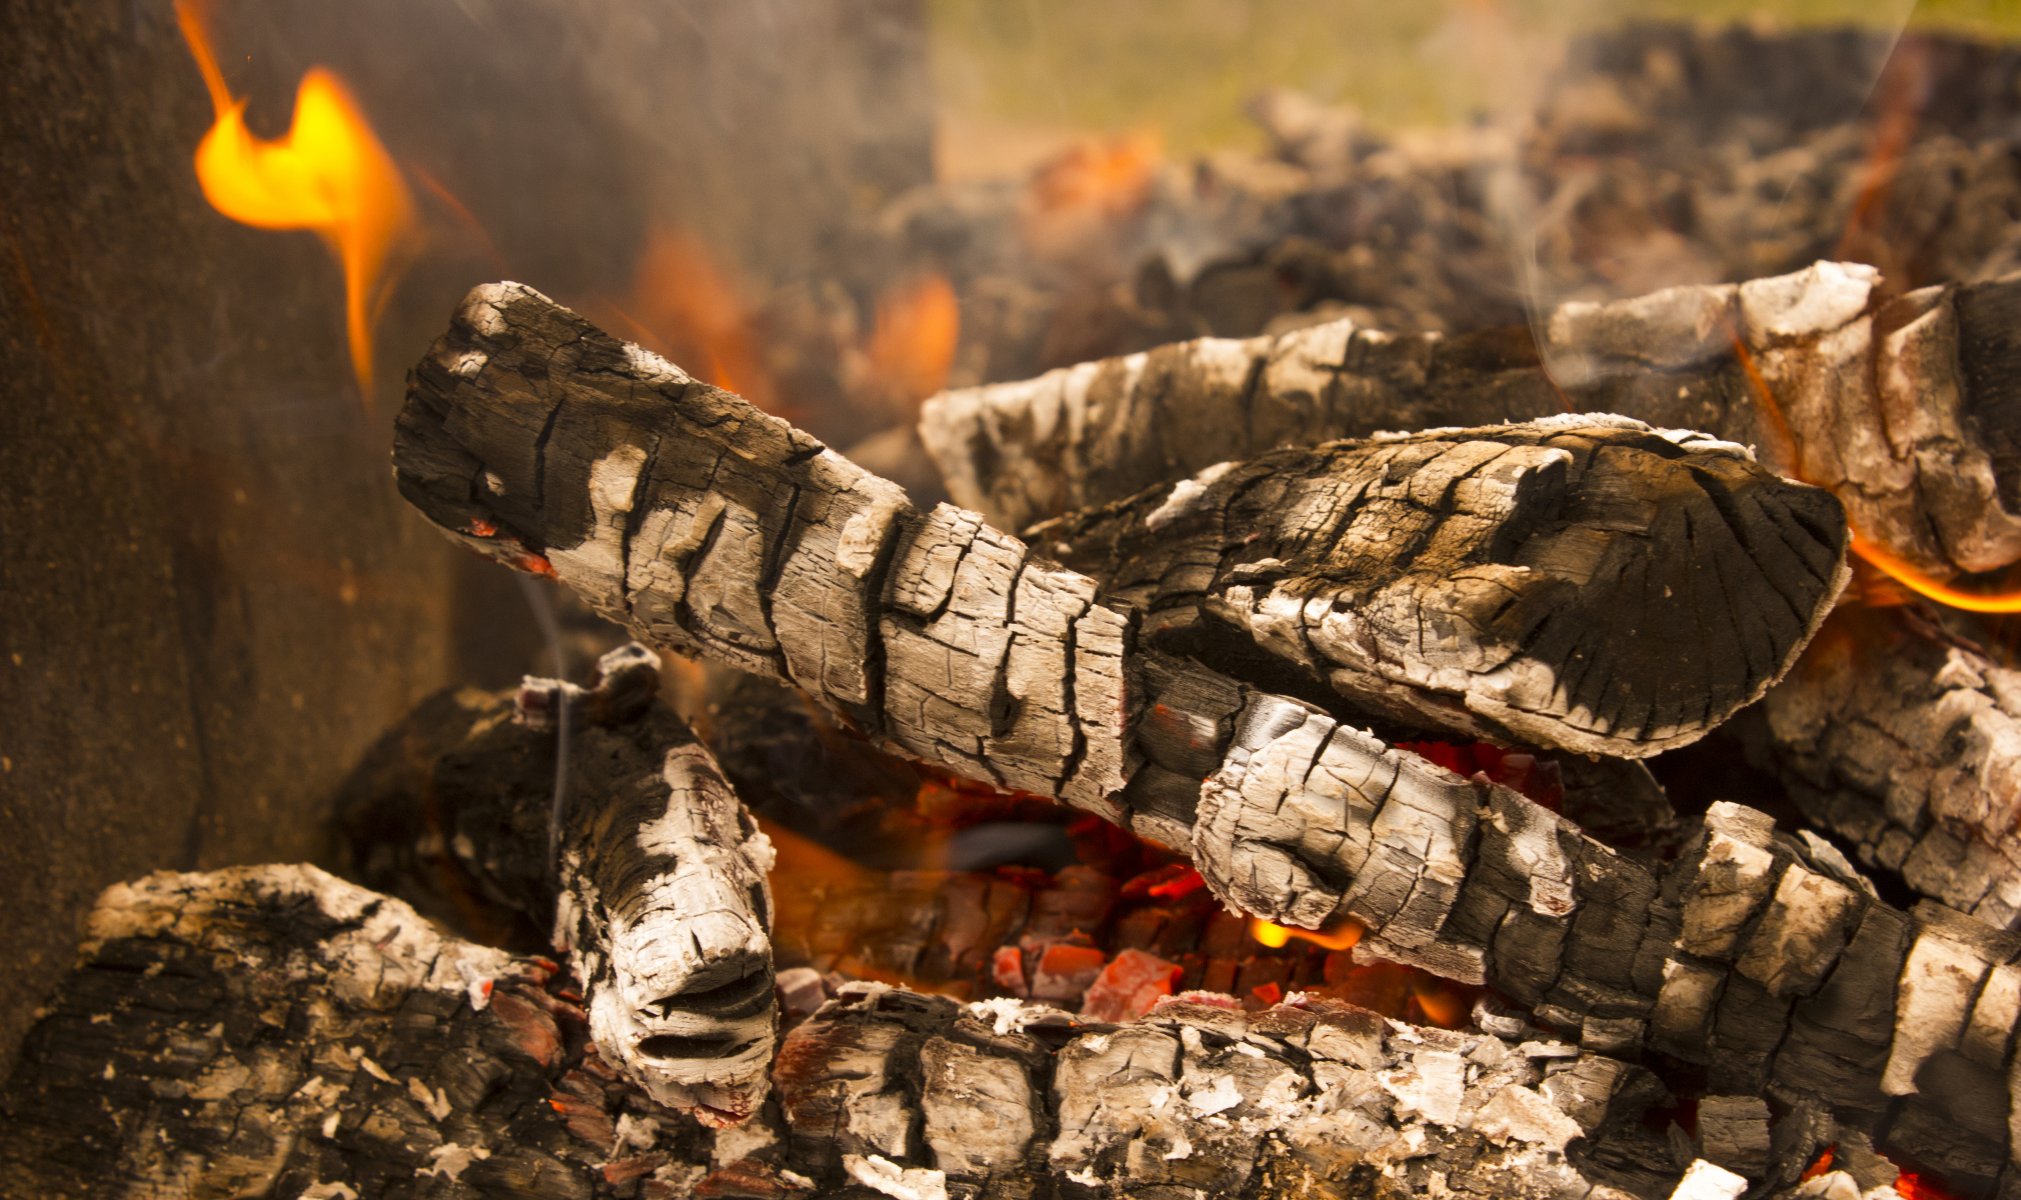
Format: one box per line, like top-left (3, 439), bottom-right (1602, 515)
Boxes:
top-left (1034, 415), bottom-right (1848, 757)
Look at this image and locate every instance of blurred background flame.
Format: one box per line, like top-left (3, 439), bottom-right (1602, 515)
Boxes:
top-left (174, 0), bottom-right (415, 402)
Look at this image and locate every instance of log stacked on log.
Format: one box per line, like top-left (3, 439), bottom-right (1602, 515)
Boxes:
top-left (1755, 606), bottom-right (2021, 932)
top-left (921, 262), bottom-right (2021, 588)
top-left (344, 660), bottom-right (1485, 1027)
top-left (392, 284), bottom-right (2021, 1189)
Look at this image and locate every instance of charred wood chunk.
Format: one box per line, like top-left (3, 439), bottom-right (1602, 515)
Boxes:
top-left (922, 262), bottom-right (2021, 583)
top-left (343, 641), bottom-right (778, 1127)
top-left (0, 865), bottom-right (715, 1198)
top-left (1035, 415), bottom-right (1849, 758)
top-left (772, 983), bottom-right (1674, 1199)
top-left (1758, 606), bottom-right (2021, 932)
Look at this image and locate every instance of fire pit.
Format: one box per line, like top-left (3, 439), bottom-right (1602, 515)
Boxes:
top-left (7, 6), bottom-right (2021, 1200)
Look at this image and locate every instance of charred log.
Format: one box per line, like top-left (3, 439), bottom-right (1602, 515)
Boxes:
top-left (1753, 606), bottom-right (2021, 932)
top-left (341, 641), bottom-right (777, 1125)
top-left (1032, 415), bottom-right (1848, 758)
top-left (0, 865), bottom-right (717, 1199)
top-left (920, 263), bottom-right (2021, 587)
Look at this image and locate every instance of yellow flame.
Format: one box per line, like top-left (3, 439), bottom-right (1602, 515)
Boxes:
top-left (176, 1), bottom-right (415, 401)
top-left (1250, 916), bottom-right (1364, 952)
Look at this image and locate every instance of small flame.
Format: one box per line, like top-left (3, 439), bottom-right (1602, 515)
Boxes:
top-left (175, 1), bottom-right (416, 401)
top-left (1250, 916), bottom-right (1364, 952)
top-left (1729, 331), bottom-right (2021, 613)
top-left (602, 226), bottom-right (781, 415)
top-left (1026, 132), bottom-right (1163, 218)
top-left (865, 274), bottom-right (960, 411)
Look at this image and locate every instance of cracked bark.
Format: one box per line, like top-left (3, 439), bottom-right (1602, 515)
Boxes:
top-left (0, 866), bottom-right (1684, 1200)
top-left (391, 283), bottom-right (2016, 1187)
top-left (1753, 606), bottom-right (2021, 932)
top-left (920, 262), bottom-right (2021, 586)
top-left (340, 641), bottom-right (778, 1126)
top-left (1029, 415), bottom-right (1848, 758)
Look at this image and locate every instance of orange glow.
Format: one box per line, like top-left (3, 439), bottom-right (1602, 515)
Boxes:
top-left (1801, 1146), bottom-right (1837, 1183)
top-left (1729, 331), bottom-right (2021, 613)
top-left (603, 226), bottom-right (781, 415)
top-left (865, 274), bottom-right (960, 409)
top-left (175, 1), bottom-right (416, 401)
top-left (1027, 132), bottom-right (1162, 218)
top-left (1409, 980), bottom-right (1467, 1028)
top-left (1250, 916), bottom-right (1364, 953)
top-left (1021, 132), bottom-right (1163, 265)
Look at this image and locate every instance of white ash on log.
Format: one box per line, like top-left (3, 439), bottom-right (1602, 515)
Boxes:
top-left (920, 262), bottom-right (2021, 586)
top-left (768, 982), bottom-right (1680, 1200)
top-left (1753, 606), bottom-right (2021, 933)
top-left (0, 864), bottom-right (1707, 1199)
top-left (1031, 414), bottom-right (1848, 758)
top-left (343, 641), bottom-right (779, 1127)
top-left (0, 864), bottom-right (718, 1199)
top-left (392, 283), bottom-right (2018, 1186)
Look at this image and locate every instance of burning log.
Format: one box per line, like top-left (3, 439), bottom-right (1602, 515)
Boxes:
top-left (342, 642), bottom-right (778, 1126)
top-left (920, 262), bottom-right (2021, 586)
top-left (1754, 606), bottom-right (2021, 932)
top-left (395, 282), bottom-right (1844, 773)
top-left (0, 865), bottom-right (1698, 1199)
top-left (768, 982), bottom-right (1680, 1200)
top-left (1031, 415), bottom-right (1847, 758)
top-left (0, 864), bottom-right (717, 1198)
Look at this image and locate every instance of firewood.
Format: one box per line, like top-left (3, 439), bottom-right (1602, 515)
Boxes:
top-left (342, 641), bottom-right (778, 1126)
top-left (393, 283), bottom-right (2018, 1185)
top-left (395, 282), bottom-right (1843, 773)
top-left (0, 863), bottom-right (1715, 1199)
top-left (1031, 414), bottom-right (1848, 758)
top-left (769, 982), bottom-right (1682, 1200)
top-left (920, 262), bottom-right (2021, 585)
top-left (0, 864), bottom-right (718, 1198)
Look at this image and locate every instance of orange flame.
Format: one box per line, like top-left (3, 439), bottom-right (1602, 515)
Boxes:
top-left (602, 226), bottom-right (781, 415)
top-left (865, 274), bottom-right (960, 409)
top-left (1250, 916), bottom-right (1364, 953)
top-left (1729, 331), bottom-right (2021, 613)
top-left (175, 1), bottom-right (415, 401)
top-left (1026, 132), bottom-right (1162, 219)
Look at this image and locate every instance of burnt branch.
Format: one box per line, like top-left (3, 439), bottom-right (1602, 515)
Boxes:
top-left (921, 262), bottom-right (2021, 584)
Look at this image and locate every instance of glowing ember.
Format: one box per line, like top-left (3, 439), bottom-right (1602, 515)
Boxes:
top-left (175, 0), bottom-right (416, 401)
top-left (1801, 1145), bottom-right (1836, 1183)
top-left (1249, 916), bottom-right (1363, 952)
top-left (864, 274), bottom-right (960, 410)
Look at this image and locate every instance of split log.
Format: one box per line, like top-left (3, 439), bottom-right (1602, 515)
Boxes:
top-left (919, 262), bottom-right (2021, 585)
top-left (0, 864), bottom-right (718, 1199)
top-left (1753, 606), bottom-right (2021, 932)
top-left (342, 641), bottom-right (778, 1126)
top-left (393, 283), bottom-right (2019, 1186)
top-left (1031, 414), bottom-right (1848, 757)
